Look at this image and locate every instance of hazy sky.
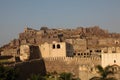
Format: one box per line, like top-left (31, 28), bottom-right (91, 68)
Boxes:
top-left (0, 0), bottom-right (120, 46)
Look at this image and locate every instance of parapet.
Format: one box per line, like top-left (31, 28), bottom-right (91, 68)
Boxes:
top-left (43, 56), bottom-right (101, 65)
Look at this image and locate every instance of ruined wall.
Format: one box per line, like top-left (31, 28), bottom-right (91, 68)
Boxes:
top-left (73, 39), bottom-right (87, 52)
top-left (66, 39), bottom-right (87, 52)
top-left (14, 59), bottom-right (46, 80)
top-left (44, 57), bottom-right (79, 77)
top-left (20, 45), bottom-right (41, 61)
top-left (13, 57), bottom-right (120, 80)
top-left (87, 38), bottom-right (98, 48)
top-left (10, 39), bottom-right (20, 47)
top-left (98, 38), bottom-right (119, 46)
top-left (44, 57), bottom-right (101, 78)
top-left (1, 26), bottom-right (120, 57)
top-left (20, 45), bottom-right (30, 61)
top-left (1, 48), bottom-right (17, 56)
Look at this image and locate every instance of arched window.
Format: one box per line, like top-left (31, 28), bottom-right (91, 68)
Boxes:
top-left (53, 44), bottom-right (55, 49)
top-left (114, 60), bottom-right (116, 63)
top-left (87, 53), bottom-right (89, 55)
top-left (84, 53), bottom-right (86, 55)
top-left (115, 40), bottom-right (119, 44)
top-left (81, 53), bottom-right (83, 55)
top-left (90, 50), bottom-right (92, 53)
top-left (73, 53), bottom-right (76, 55)
top-left (57, 44), bottom-right (60, 49)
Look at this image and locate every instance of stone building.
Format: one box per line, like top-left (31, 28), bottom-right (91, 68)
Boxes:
top-left (102, 53), bottom-right (120, 67)
top-left (20, 41), bottom-right (73, 61)
top-left (65, 39), bottom-right (87, 53)
top-left (101, 47), bottom-right (120, 67)
top-left (40, 41), bottom-right (73, 58)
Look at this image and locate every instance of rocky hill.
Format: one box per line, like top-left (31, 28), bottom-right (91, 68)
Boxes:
top-left (0, 26), bottom-right (120, 56)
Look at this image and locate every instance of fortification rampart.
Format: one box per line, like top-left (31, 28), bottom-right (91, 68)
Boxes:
top-left (44, 57), bottom-right (101, 65)
top-left (8, 57), bottom-right (101, 80)
top-left (13, 59), bottom-right (46, 80)
top-left (43, 57), bottom-right (101, 78)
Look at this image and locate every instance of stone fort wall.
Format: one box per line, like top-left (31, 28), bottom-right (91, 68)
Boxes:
top-left (12, 57), bottom-right (101, 80)
top-left (14, 59), bottom-right (46, 80)
top-left (44, 57), bottom-right (101, 78)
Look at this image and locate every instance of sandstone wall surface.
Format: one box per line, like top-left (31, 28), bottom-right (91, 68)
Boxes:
top-left (44, 57), bottom-right (101, 78)
top-left (14, 59), bottom-right (46, 80)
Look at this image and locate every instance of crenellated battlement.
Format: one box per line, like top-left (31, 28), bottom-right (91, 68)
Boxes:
top-left (44, 56), bottom-right (101, 66)
top-left (44, 56), bottom-right (101, 61)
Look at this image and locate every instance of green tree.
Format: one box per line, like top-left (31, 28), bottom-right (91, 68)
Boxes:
top-left (59, 72), bottom-right (72, 80)
top-left (28, 74), bottom-right (46, 80)
top-left (0, 64), bottom-right (19, 80)
top-left (90, 65), bottom-right (117, 80)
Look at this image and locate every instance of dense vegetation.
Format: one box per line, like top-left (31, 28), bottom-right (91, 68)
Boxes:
top-left (0, 64), bottom-right (118, 80)
top-left (0, 64), bottom-right (80, 80)
top-left (90, 65), bottom-right (117, 80)
top-left (0, 64), bottom-right (19, 80)
top-left (27, 71), bottom-right (80, 80)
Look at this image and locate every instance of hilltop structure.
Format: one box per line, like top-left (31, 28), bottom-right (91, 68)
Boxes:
top-left (1, 26), bottom-right (120, 79)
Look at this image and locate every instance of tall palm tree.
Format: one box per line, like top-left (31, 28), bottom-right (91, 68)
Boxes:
top-left (90, 65), bottom-right (117, 80)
